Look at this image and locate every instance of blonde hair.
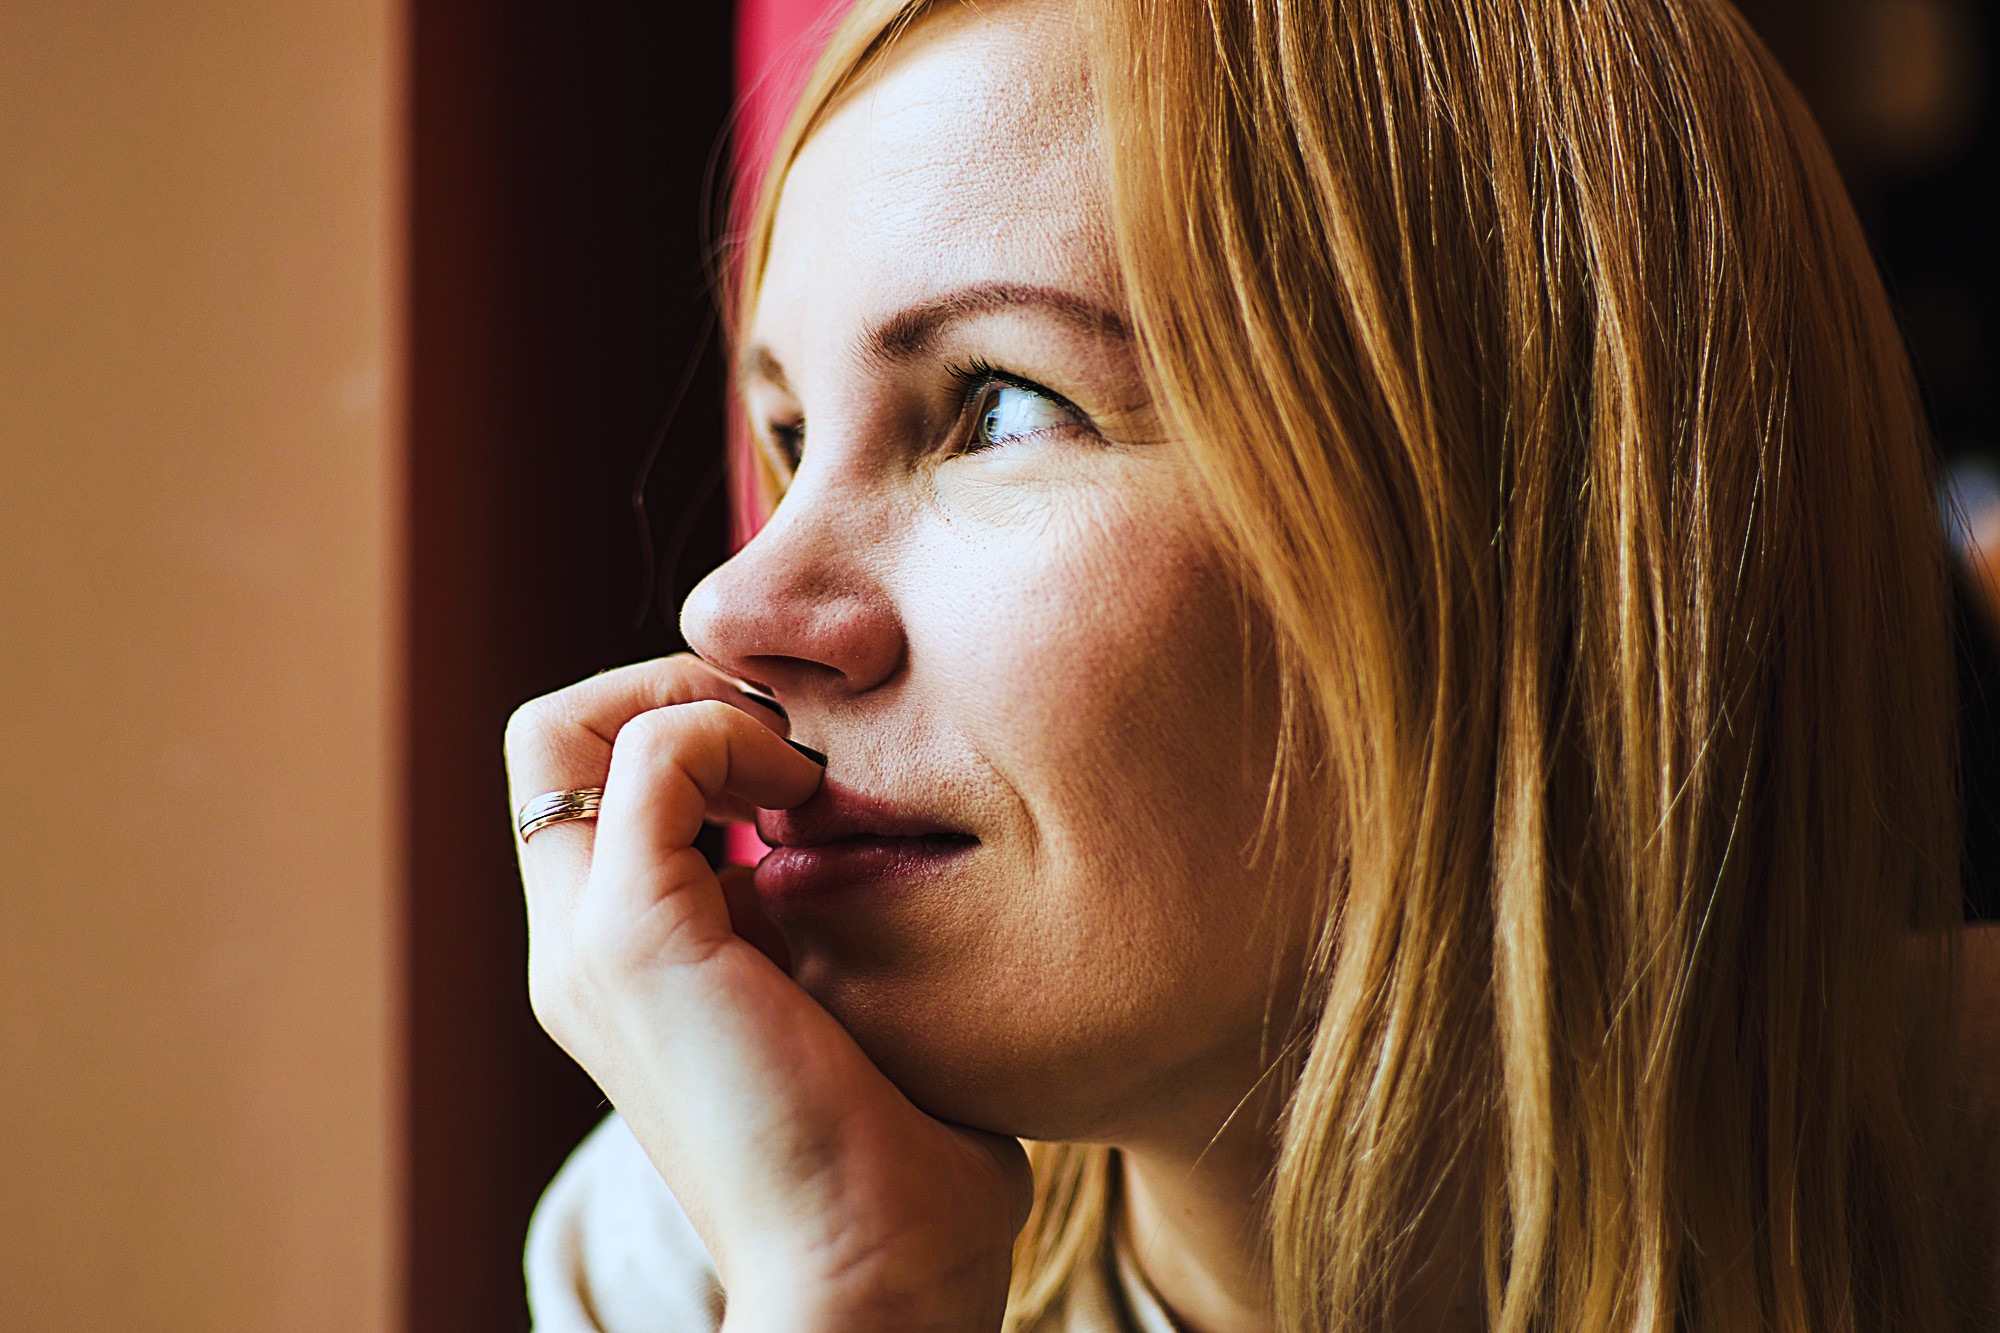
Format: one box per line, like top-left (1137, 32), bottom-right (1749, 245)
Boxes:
top-left (728, 1), bottom-right (1974, 1328)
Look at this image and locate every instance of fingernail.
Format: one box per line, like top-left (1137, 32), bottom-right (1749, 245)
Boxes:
top-left (786, 739), bottom-right (827, 766)
top-left (737, 686), bottom-right (788, 721)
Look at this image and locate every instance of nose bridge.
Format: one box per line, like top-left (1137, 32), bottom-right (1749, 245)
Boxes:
top-left (680, 462), bottom-right (904, 694)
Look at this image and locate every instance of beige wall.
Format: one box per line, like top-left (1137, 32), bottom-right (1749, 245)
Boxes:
top-left (0, 4), bottom-right (402, 1330)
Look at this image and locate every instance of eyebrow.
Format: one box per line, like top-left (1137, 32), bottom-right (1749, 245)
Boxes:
top-left (738, 281), bottom-right (1132, 389)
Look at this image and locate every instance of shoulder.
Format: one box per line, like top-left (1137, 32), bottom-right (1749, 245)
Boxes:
top-left (524, 1113), bottom-right (724, 1333)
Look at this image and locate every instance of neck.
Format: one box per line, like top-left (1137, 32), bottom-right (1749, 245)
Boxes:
top-left (1115, 1071), bottom-right (1281, 1333)
top-left (1114, 1083), bottom-right (1486, 1333)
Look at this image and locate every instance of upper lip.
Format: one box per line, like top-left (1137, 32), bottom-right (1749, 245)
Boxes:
top-left (756, 782), bottom-right (973, 848)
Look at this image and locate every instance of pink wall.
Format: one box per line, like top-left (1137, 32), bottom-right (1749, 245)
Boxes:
top-left (736, 0), bottom-right (852, 173)
top-left (727, 0), bottom-right (852, 867)
top-left (731, 0), bottom-right (854, 545)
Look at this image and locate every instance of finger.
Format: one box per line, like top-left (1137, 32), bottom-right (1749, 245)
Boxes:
top-left (506, 654), bottom-right (789, 889)
top-left (504, 654), bottom-right (788, 805)
top-left (515, 783), bottom-right (766, 898)
top-left (705, 792), bottom-right (764, 827)
top-left (585, 700), bottom-right (822, 954)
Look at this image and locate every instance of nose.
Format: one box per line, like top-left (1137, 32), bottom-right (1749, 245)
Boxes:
top-left (680, 479), bottom-right (906, 703)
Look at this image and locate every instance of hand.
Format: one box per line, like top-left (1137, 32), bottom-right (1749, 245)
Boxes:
top-left (504, 654), bottom-right (1032, 1332)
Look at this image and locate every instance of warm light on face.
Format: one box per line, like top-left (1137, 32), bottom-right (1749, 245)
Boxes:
top-left (681, 0), bottom-right (1295, 1150)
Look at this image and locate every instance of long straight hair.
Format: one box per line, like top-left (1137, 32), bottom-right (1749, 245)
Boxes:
top-left (727, 2), bottom-right (1974, 1328)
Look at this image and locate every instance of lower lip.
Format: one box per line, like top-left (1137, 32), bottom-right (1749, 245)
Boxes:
top-left (752, 836), bottom-right (975, 905)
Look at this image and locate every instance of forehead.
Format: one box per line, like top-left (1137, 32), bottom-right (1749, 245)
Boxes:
top-left (753, 2), bottom-right (1114, 357)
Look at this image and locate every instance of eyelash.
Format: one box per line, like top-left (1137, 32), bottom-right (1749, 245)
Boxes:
top-left (760, 360), bottom-right (1091, 471)
top-left (942, 358), bottom-right (1091, 454)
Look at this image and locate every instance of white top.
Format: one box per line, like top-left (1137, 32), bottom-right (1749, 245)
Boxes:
top-left (524, 1114), bottom-right (1181, 1333)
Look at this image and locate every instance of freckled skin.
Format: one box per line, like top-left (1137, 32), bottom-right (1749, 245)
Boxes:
top-left (682, 2), bottom-right (1302, 1156)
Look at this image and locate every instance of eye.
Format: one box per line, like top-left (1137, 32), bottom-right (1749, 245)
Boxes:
top-left (956, 370), bottom-right (1086, 454)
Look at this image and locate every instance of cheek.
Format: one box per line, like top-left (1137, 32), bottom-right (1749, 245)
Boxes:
top-left (917, 472), bottom-right (1251, 777)
top-left (915, 490), bottom-right (1279, 987)
top-left (786, 478), bottom-right (1290, 1137)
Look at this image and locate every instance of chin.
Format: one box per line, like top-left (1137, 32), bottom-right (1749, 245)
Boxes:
top-left (790, 951), bottom-right (1111, 1139)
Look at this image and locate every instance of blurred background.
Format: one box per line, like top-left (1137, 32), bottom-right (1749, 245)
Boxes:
top-left (0, 1), bottom-right (1993, 1329)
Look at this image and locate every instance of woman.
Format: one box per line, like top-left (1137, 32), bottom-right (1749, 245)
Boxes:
top-left (504, 0), bottom-right (2000, 1328)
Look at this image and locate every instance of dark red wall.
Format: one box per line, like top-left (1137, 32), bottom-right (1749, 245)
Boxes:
top-left (405, 2), bottom-right (737, 1327)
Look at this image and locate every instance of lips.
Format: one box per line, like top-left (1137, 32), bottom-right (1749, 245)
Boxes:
top-left (752, 783), bottom-right (976, 903)
top-left (756, 783), bottom-right (968, 847)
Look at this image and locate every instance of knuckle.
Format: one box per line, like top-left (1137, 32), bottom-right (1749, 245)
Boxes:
top-left (503, 694), bottom-right (563, 755)
top-left (656, 650), bottom-right (714, 683)
top-left (680, 697), bottom-right (740, 730)
top-left (615, 698), bottom-right (732, 762)
top-left (613, 707), bottom-right (683, 764)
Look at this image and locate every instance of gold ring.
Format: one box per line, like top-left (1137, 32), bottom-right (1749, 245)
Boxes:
top-left (516, 787), bottom-right (606, 842)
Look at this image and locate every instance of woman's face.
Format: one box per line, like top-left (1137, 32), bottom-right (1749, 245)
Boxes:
top-left (683, 0), bottom-right (1297, 1147)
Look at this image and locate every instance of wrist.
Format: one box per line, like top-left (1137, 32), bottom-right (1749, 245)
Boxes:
top-left (713, 1209), bottom-right (1014, 1333)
